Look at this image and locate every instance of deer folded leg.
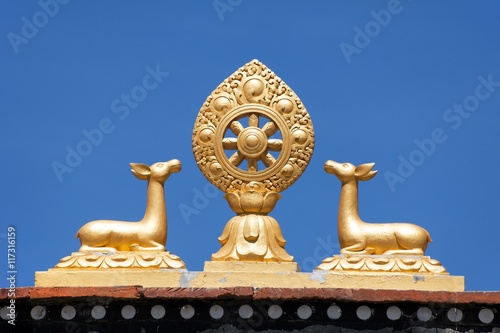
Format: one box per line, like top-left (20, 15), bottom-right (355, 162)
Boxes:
top-left (340, 243), bottom-right (371, 254)
top-left (383, 248), bottom-right (424, 255)
top-left (79, 245), bottom-right (117, 252)
top-left (130, 242), bottom-right (165, 251)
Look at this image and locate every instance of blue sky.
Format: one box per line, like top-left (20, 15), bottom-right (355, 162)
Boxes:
top-left (1, 1), bottom-right (499, 291)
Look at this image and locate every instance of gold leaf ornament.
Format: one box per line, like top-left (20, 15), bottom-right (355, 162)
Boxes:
top-left (193, 60), bottom-right (315, 262)
top-left (192, 59), bottom-right (314, 193)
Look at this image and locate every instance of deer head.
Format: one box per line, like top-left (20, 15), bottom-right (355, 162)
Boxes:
top-left (130, 159), bottom-right (182, 183)
top-left (324, 160), bottom-right (378, 184)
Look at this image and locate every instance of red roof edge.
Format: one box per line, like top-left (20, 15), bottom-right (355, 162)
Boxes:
top-left (2, 287), bottom-right (500, 305)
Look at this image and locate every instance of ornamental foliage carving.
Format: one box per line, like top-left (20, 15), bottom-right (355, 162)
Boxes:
top-left (55, 251), bottom-right (186, 269)
top-left (317, 255), bottom-right (448, 274)
top-left (192, 59), bottom-right (314, 193)
top-left (192, 59), bottom-right (315, 262)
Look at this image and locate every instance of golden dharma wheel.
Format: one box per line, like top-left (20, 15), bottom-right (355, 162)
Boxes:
top-left (192, 59), bottom-right (314, 193)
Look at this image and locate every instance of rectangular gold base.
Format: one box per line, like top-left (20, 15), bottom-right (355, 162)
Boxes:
top-left (203, 261), bottom-right (299, 273)
top-left (35, 268), bottom-right (464, 291)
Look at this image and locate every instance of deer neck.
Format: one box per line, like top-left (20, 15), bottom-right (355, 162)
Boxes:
top-left (338, 180), bottom-right (362, 227)
top-left (141, 180), bottom-right (166, 230)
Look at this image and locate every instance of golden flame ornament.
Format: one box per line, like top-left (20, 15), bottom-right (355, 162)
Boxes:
top-left (192, 59), bottom-right (314, 262)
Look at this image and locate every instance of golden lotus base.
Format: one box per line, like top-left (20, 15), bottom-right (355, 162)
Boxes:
top-left (54, 251), bottom-right (186, 269)
top-left (317, 255), bottom-right (447, 274)
top-left (35, 266), bottom-right (464, 292)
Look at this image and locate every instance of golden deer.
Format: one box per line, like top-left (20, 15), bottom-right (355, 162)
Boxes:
top-left (76, 159), bottom-right (181, 252)
top-left (324, 160), bottom-right (431, 255)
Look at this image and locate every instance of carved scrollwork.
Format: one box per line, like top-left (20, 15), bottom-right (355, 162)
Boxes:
top-left (192, 59), bottom-right (314, 193)
top-left (54, 252), bottom-right (186, 269)
top-left (192, 60), bottom-right (314, 262)
top-left (316, 255), bottom-right (448, 274)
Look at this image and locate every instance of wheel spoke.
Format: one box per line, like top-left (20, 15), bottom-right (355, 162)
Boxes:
top-left (262, 121), bottom-right (278, 137)
top-left (249, 114), bottom-right (259, 127)
top-left (267, 139), bottom-right (283, 151)
top-left (228, 151), bottom-right (245, 167)
top-left (248, 158), bottom-right (258, 173)
top-left (261, 153), bottom-right (276, 167)
top-left (222, 138), bottom-right (238, 150)
top-left (230, 121), bottom-right (244, 135)
top-left (227, 114), bottom-right (280, 173)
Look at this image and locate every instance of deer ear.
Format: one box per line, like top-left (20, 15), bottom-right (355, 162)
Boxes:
top-left (358, 170), bottom-right (378, 181)
top-left (355, 163), bottom-right (375, 179)
top-left (130, 163), bottom-right (151, 180)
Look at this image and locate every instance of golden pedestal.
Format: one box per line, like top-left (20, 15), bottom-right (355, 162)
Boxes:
top-left (34, 60), bottom-right (465, 294)
top-left (35, 259), bottom-right (464, 291)
top-left (204, 261), bottom-right (299, 273)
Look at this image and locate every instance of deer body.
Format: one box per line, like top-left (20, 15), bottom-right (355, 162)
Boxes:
top-left (325, 160), bottom-right (431, 255)
top-left (76, 159), bottom-right (181, 252)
